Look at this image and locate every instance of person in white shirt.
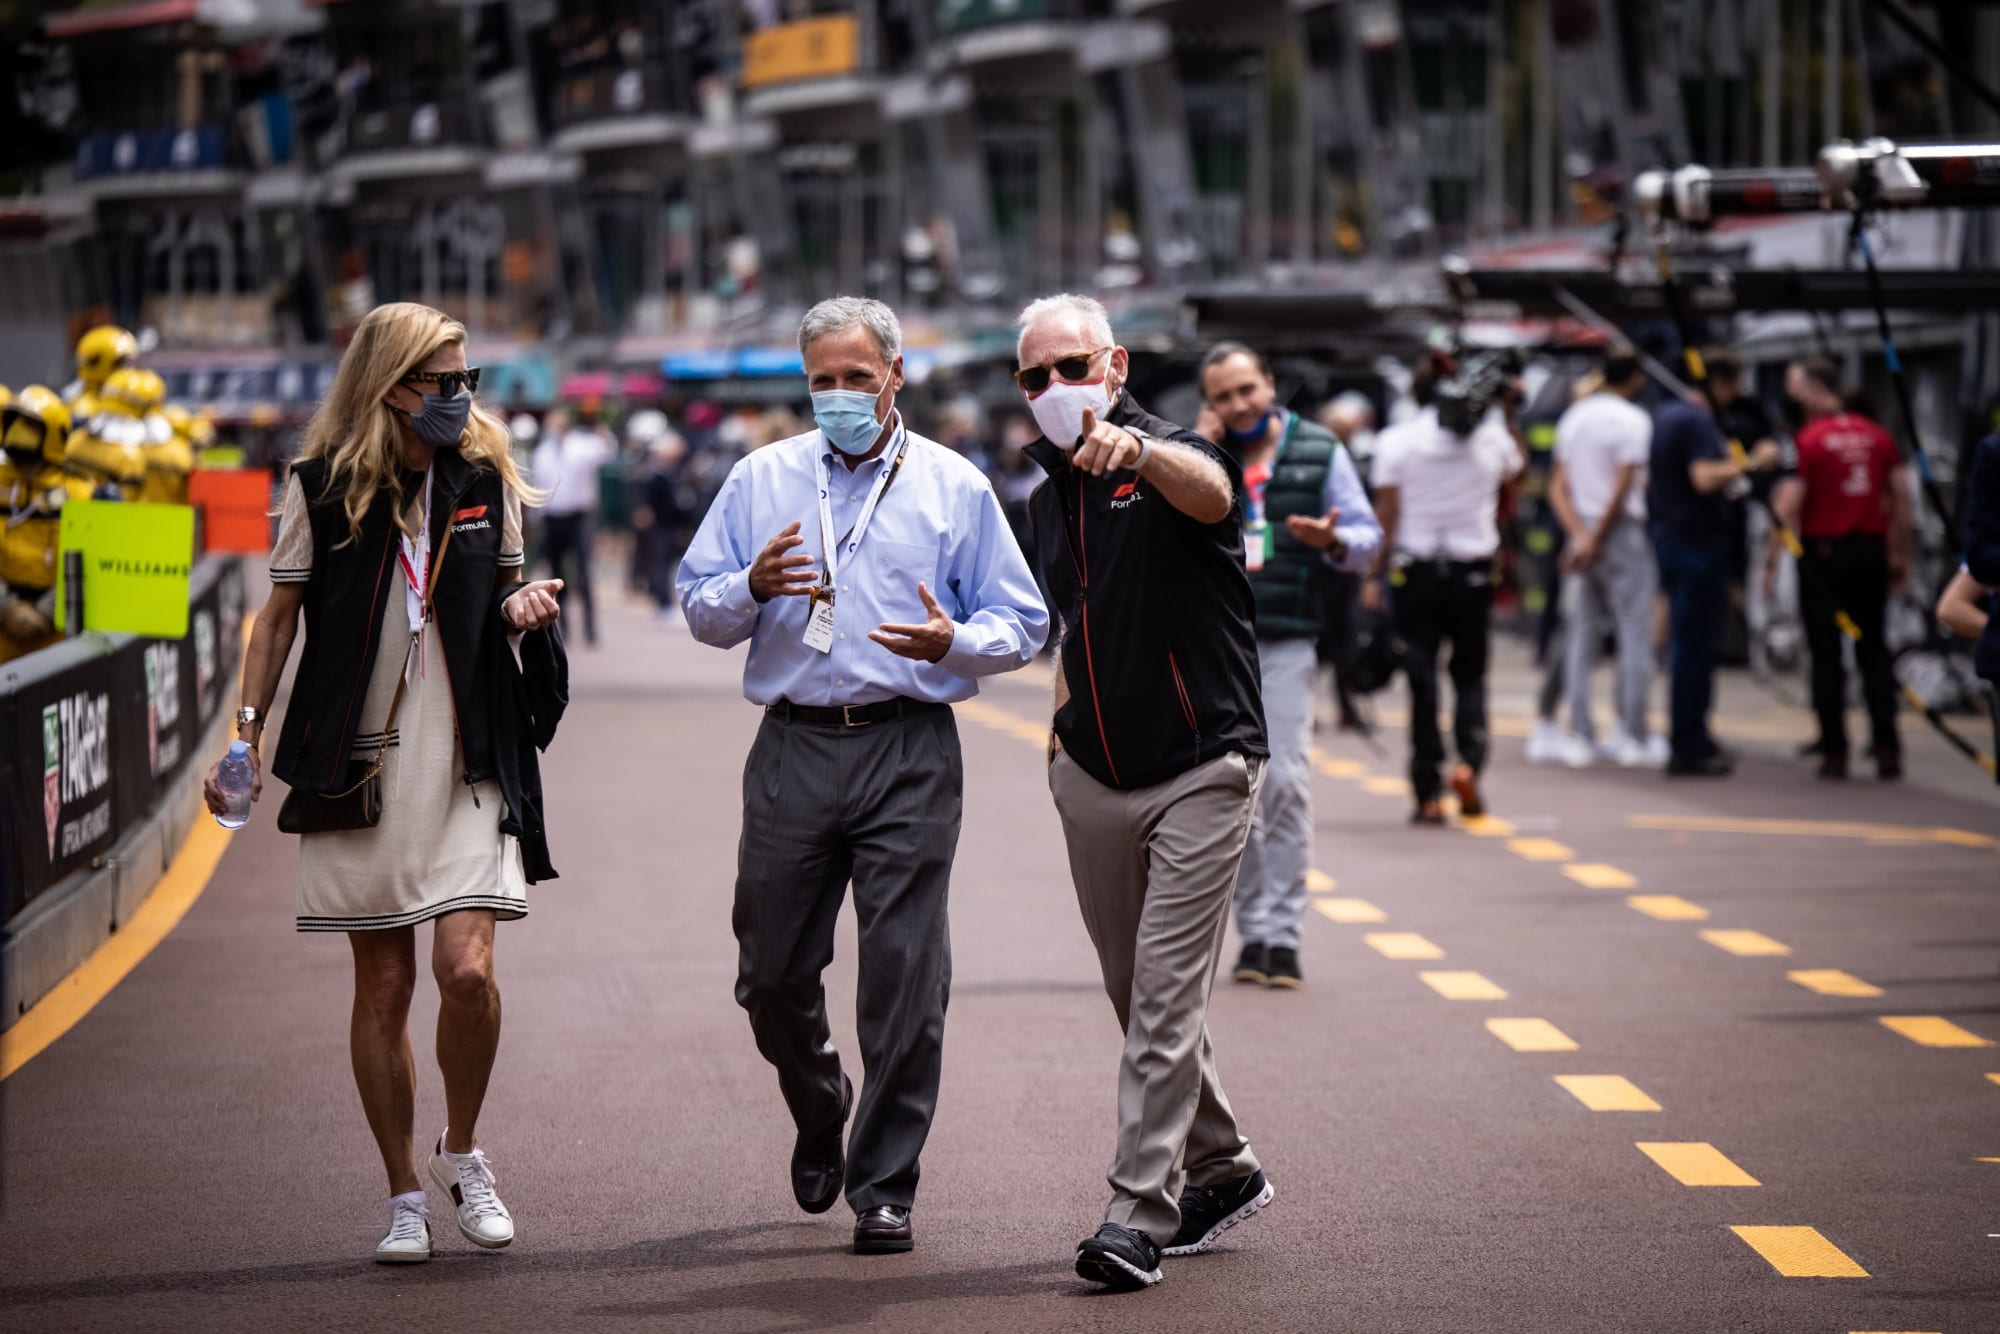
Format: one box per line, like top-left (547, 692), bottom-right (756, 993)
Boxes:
top-left (531, 407), bottom-right (616, 646)
top-left (1364, 360), bottom-right (1528, 824)
top-left (1546, 353), bottom-right (1665, 768)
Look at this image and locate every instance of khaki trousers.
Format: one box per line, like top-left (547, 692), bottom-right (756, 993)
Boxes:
top-left (1049, 747), bottom-right (1265, 1244)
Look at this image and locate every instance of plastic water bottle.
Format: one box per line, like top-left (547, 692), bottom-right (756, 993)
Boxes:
top-left (215, 740), bottom-right (255, 830)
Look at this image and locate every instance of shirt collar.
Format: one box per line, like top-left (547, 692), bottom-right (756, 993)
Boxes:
top-left (819, 410), bottom-right (903, 473)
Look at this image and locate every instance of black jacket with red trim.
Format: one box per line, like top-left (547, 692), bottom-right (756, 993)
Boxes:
top-left (1026, 393), bottom-right (1267, 791)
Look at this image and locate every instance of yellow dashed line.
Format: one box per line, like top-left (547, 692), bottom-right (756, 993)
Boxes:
top-left (1458, 814), bottom-right (1516, 837)
top-left (1787, 969), bottom-right (1883, 998)
top-left (1629, 812), bottom-right (1999, 852)
top-left (1729, 1225), bottom-right (1869, 1278)
top-left (1359, 775), bottom-right (1410, 796)
top-left (1986, 1073), bottom-right (2000, 1087)
top-left (1627, 894), bottom-right (1710, 922)
top-left (1555, 1074), bottom-right (1661, 1111)
top-left (1485, 1018), bottom-right (1579, 1052)
top-left (1636, 1142), bottom-right (1759, 1186)
top-left (1880, 1015), bottom-right (1994, 1048)
top-left (1564, 863), bottom-right (1638, 890)
top-left (1507, 837), bottom-right (1574, 861)
top-left (1364, 932), bottom-right (1445, 960)
top-left (1314, 757), bottom-right (1368, 779)
top-left (1314, 898), bottom-right (1387, 924)
top-left (1305, 868), bottom-right (1336, 893)
top-left (1419, 970), bottom-right (1507, 1000)
top-left (1701, 929), bottom-right (1792, 957)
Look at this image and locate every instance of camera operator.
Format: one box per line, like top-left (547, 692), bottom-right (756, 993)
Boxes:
top-left (1364, 354), bottom-right (1528, 824)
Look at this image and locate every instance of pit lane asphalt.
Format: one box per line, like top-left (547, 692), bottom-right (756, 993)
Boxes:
top-left (4, 588), bottom-right (1998, 1334)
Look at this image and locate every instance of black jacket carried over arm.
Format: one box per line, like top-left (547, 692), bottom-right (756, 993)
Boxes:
top-left (487, 585), bottom-right (566, 882)
top-left (1026, 393), bottom-right (1267, 791)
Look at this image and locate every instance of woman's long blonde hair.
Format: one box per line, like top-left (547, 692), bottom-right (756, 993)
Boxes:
top-left (299, 302), bottom-right (540, 540)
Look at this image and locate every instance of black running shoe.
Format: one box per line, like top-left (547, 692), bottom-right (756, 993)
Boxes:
top-left (1231, 942), bottom-right (1269, 985)
top-left (1162, 1170), bottom-right (1275, 1256)
top-left (1075, 1222), bottom-right (1162, 1289)
top-left (1263, 948), bottom-right (1302, 990)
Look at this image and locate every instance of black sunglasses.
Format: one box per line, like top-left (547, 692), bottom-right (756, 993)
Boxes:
top-left (403, 367), bottom-right (482, 397)
top-left (1014, 347), bottom-right (1110, 396)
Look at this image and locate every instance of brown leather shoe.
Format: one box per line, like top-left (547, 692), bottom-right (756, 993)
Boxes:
top-left (1448, 763), bottom-right (1485, 817)
top-left (853, 1205), bottom-right (913, 1254)
top-left (792, 1073), bottom-right (852, 1215)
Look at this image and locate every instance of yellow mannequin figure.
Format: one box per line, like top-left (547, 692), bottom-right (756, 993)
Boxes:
top-left (65, 324), bottom-right (137, 419)
top-left (0, 386), bottom-right (92, 662)
top-left (139, 379), bottom-right (193, 506)
top-left (67, 366), bottom-right (152, 499)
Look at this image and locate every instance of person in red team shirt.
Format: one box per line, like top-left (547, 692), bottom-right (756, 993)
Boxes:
top-left (1770, 356), bottom-right (1912, 780)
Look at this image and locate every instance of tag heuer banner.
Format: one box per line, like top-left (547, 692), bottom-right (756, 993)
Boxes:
top-left (1, 557), bottom-right (243, 921)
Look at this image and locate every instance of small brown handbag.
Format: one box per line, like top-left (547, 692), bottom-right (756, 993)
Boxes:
top-left (277, 513), bottom-right (453, 835)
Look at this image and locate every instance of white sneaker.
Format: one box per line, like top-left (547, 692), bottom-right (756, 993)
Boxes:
top-left (374, 1195), bottom-right (432, 1264)
top-left (1596, 728), bottom-right (1633, 762)
top-left (1525, 719), bottom-right (1565, 765)
top-left (1641, 734), bottom-right (1671, 766)
top-left (1558, 735), bottom-right (1596, 769)
top-left (427, 1134), bottom-right (515, 1249)
top-left (1607, 735), bottom-right (1648, 768)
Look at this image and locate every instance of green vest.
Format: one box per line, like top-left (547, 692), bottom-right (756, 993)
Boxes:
top-left (1247, 413), bottom-right (1340, 641)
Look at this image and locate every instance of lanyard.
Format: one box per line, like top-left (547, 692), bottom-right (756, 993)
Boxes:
top-left (396, 463), bottom-right (432, 650)
top-left (813, 422), bottom-right (909, 590)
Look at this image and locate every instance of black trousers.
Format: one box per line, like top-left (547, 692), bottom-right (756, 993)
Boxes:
top-left (541, 512), bottom-right (597, 645)
top-left (1393, 559), bottom-right (1494, 803)
top-left (1798, 533), bottom-right (1899, 758)
top-left (733, 704), bottom-right (963, 1213)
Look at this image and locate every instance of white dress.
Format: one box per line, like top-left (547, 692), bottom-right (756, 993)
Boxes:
top-left (270, 474), bottom-right (530, 932)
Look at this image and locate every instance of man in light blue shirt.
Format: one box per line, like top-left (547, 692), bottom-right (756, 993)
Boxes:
top-left (677, 296), bottom-right (1047, 1258)
top-left (1197, 342), bottom-right (1381, 992)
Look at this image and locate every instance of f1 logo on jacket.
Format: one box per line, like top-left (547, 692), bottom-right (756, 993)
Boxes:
top-left (1110, 481), bottom-right (1142, 510)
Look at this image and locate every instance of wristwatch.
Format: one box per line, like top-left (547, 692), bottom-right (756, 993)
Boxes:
top-left (236, 706), bottom-right (262, 729)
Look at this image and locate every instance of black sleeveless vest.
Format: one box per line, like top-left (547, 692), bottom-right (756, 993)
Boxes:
top-left (271, 448), bottom-right (508, 794)
top-left (1243, 414), bottom-right (1340, 641)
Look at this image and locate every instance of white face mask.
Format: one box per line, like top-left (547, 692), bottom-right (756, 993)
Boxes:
top-left (1027, 377), bottom-right (1116, 451)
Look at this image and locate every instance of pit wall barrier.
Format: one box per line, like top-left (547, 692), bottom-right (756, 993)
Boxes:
top-left (1, 556), bottom-right (245, 1028)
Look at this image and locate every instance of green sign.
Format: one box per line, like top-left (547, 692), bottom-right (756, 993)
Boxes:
top-left (935, 0), bottom-right (1048, 36)
top-left (56, 501), bottom-right (197, 639)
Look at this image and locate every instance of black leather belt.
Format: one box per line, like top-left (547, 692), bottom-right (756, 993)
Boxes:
top-left (765, 697), bottom-right (948, 728)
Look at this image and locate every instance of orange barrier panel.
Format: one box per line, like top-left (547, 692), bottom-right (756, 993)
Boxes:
top-left (188, 469), bottom-right (271, 554)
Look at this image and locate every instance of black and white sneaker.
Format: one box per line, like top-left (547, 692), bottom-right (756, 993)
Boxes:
top-left (1162, 1170), bottom-right (1274, 1256)
top-left (1075, 1222), bottom-right (1162, 1289)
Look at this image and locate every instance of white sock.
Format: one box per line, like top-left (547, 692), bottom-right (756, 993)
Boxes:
top-left (439, 1132), bottom-right (476, 1163)
top-left (390, 1189), bottom-right (427, 1213)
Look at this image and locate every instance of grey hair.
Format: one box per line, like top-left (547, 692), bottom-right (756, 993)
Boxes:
top-left (1016, 292), bottom-right (1114, 359)
top-left (798, 296), bottom-right (902, 363)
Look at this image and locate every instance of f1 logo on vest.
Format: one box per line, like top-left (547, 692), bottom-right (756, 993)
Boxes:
top-left (1111, 481), bottom-right (1142, 510)
top-left (452, 504), bottom-right (492, 534)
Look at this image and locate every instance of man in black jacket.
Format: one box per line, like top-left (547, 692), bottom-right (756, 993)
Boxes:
top-left (1018, 293), bottom-right (1274, 1292)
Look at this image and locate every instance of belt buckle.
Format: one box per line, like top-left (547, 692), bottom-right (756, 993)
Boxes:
top-left (842, 703), bottom-right (872, 728)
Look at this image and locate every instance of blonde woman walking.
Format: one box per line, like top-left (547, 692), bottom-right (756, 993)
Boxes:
top-left (204, 302), bottom-right (564, 1264)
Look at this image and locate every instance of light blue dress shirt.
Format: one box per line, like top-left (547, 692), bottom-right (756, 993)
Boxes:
top-left (1318, 429), bottom-right (1383, 574)
top-left (677, 423), bottom-right (1050, 706)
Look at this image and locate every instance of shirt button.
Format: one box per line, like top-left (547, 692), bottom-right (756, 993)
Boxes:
top-left (836, 678), bottom-right (845, 686)
top-left (842, 585), bottom-right (851, 593)
top-left (838, 632), bottom-right (846, 640)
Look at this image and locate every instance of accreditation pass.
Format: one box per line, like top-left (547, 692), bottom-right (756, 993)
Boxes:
top-left (803, 425), bottom-right (910, 656)
top-left (803, 586), bottom-right (837, 654)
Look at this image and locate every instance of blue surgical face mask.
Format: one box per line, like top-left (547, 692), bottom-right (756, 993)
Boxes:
top-left (407, 390), bottom-right (472, 448)
top-left (811, 385), bottom-right (890, 456)
top-left (1224, 407), bottom-right (1279, 445)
